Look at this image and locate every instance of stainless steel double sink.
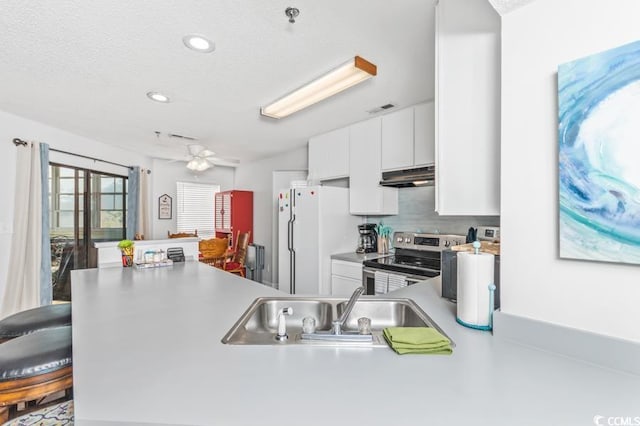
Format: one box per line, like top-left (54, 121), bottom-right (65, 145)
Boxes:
top-left (222, 296), bottom-right (454, 348)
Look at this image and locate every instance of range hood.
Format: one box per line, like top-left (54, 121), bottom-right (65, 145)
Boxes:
top-left (379, 165), bottom-right (435, 188)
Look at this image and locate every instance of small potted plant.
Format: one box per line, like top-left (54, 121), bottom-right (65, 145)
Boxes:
top-left (118, 239), bottom-right (135, 267)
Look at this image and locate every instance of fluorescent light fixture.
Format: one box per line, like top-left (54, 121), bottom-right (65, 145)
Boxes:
top-left (182, 34), bottom-right (215, 53)
top-left (261, 56), bottom-right (377, 119)
top-left (146, 91), bottom-right (170, 103)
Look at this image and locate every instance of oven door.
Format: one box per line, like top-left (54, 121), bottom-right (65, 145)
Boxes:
top-left (362, 267), bottom-right (433, 295)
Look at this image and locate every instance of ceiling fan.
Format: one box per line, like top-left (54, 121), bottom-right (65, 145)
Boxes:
top-left (186, 144), bottom-right (216, 171)
top-left (184, 144), bottom-right (240, 171)
top-left (153, 132), bottom-right (240, 170)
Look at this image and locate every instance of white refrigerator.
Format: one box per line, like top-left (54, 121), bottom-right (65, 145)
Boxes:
top-left (278, 186), bottom-right (359, 295)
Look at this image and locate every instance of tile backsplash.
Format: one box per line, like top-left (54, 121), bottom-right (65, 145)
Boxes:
top-left (370, 186), bottom-right (500, 237)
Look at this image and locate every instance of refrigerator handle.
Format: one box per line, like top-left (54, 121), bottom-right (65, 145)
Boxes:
top-left (290, 211), bottom-right (296, 294)
top-left (291, 250), bottom-right (296, 295)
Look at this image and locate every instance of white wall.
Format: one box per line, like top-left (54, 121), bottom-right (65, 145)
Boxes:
top-left (0, 109), bottom-right (152, 302)
top-left (501, 0), bottom-right (640, 342)
top-left (234, 146), bottom-right (308, 285)
top-left (150, 159), bottom-right (235, 240)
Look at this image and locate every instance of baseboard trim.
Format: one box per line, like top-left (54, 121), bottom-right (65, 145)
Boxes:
top-left (493, 311), bottom-right (640, 376)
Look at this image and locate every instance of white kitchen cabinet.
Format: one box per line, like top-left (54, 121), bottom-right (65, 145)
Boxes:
top-left (434, 0), bottom-right (500, 216)
top-left (414, 102), bottom-right (435, 167)
top-left (331, 260), bottom-right (362, 296)
top-left (349, 117), bottom-right (398, 215)
top-left (381, 107), bottom-right (414, 171)
top-left (308, 127), bottom-right (349, 181)
top-left (381, 102), bottom-right (435, 171)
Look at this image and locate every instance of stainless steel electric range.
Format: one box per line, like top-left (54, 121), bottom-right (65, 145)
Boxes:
top-left (362, 232), bottom-right (466, 295)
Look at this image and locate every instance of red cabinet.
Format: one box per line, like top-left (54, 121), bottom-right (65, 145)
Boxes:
top-left (214, 190), bottom-right (253, 247)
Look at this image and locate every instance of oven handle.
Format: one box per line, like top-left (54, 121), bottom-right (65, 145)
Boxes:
top-left (363, 267), bottom-right (433, 286)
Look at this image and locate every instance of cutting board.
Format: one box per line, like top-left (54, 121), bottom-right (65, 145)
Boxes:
top-left (451, 241), bottom-right (500, 255)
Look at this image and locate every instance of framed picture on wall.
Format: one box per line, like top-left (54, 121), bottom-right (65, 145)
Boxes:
top-left (158, 194), bottom-right (172, 220)
top-left (558, 39), bottom-right (640, 265)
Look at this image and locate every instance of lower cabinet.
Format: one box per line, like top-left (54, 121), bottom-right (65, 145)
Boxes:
top-left (331, 260), bottom-right (363, 296)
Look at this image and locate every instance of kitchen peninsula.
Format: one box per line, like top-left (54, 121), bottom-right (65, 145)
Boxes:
top-left (71, 263), bottom-right (639, 426)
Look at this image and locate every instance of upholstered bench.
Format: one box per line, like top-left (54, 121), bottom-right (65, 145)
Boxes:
top-left (0, 303), bottom-right (72, 343)
top-left (0, 326), bottom-right (73, 422)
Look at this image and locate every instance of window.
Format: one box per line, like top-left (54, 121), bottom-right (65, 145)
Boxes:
top-left (176, 181), bottom-right (220, 239)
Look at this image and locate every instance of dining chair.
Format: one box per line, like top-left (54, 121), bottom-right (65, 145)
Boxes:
top-left (168, 230), bottom-right (198, 238)
top-left (224, 231), bottom-right (251, 277)
top-left (198, 238), bottom-right (229, 269)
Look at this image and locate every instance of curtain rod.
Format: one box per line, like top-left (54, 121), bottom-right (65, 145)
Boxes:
top-left (13, 138), bottom-right (151, 173)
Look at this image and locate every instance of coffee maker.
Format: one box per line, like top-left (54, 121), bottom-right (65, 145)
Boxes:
top-left (356, 223), bottom-right (378, 253)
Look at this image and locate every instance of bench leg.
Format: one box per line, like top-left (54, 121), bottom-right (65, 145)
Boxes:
top-left (0, 405), bottom-right (8, 423)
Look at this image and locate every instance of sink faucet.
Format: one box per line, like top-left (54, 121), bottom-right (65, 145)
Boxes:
top-left (275, 307), bottom-right (293, 341)
top-left (332, 286), bottom-right (365, 335)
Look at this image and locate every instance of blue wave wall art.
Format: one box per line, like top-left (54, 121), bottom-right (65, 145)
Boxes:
top-left (558, 40), bottom-right (640, 264)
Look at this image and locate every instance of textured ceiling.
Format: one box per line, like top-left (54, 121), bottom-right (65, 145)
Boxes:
top-left (0, 0), bottom-right (435, 165)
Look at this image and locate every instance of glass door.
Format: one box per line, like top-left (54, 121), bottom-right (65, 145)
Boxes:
top-left (49, 164), bottom-right (127, 300)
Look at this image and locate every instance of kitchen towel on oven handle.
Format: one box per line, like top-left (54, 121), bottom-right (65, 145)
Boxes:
top-left (374, 271), bottom-right (389, 294)
top-left (387, 273), bottom-right (407, 292)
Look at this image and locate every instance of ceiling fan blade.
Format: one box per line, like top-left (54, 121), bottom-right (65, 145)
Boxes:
top-left (207, 157), bottom-right (241, 168)
top-left (187, 144), bottom-right (206, 156)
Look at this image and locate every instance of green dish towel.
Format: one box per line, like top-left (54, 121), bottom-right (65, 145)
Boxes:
top-left (383, 327), bottom-right (452, 355)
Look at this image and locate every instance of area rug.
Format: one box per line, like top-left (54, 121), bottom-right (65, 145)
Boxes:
top-left (3, 400), bottom-right (73, 425)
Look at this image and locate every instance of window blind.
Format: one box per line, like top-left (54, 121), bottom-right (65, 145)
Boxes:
top-left (176, 181), bottom-right (220, 239)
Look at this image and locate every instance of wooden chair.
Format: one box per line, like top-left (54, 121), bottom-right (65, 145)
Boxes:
top-left (168, 230), bottom-right (198, 238)
top-left (224, 231), bottom-right (251, 277)
top-left (199, 238), bottom-right (230, 269)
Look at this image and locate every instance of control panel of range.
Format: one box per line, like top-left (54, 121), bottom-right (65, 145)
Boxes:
top-left (393, 232), bottom-right (466, 252)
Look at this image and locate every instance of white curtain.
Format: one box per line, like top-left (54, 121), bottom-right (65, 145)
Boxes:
top-left (1, 142), bottom-right (44, 318)
top-left (138, 169), bottom-right (151, 239)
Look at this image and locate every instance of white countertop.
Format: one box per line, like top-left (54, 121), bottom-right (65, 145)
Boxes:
top-left (71, 263), bottom-right (640, 426)
top-left (330, 251), bottom-right (391, 263)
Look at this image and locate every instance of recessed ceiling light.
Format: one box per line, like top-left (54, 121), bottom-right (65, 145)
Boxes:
top-left (146, 91), bottom-right (170, 103)
top-left (182, 34), bottom-right (215, 53)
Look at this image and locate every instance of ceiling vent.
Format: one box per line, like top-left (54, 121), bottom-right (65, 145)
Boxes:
top-left (367, 103), bottom-right (397, 114)
top-left (154, 131), bottom-right (198, 142)
top-left (167, 133), bottom-right (197, 141)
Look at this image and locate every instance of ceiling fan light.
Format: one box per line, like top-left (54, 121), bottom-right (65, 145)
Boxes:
top-left (186, 159), bottom-right (200, 171)
top-left (187, 158), bottom-right (213, 172)
top-left (261, 56), bottom-right (377, 119)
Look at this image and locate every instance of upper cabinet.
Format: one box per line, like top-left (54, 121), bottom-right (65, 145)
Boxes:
top-left (381, 107), bottom-right (414, 171)
top-left (381, 102), bottom-right (435, 171)
top-left (308, 127), bottom-right (350, 181)
top-left (435, 0), bottom-right (500, 216)
top-left (414, 102), bottom-right (435, 167)
top-left (349, 117), bottom-right (398, 215)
